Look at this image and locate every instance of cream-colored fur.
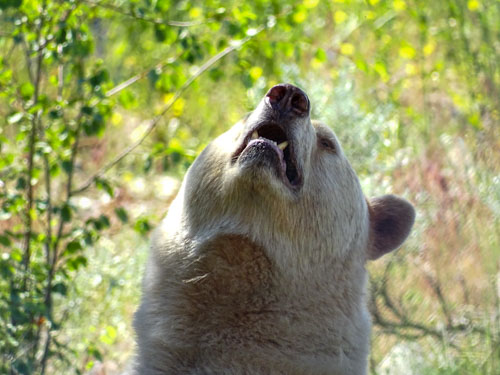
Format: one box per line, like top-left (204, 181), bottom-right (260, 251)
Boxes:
top-left (133, 85), bottom-right (415, 374)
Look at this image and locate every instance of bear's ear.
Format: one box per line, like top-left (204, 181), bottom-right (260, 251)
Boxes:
top-left (367, 195), bottom-right (415, 260)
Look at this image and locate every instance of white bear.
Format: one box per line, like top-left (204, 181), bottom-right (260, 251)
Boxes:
top-left (133, 84), bottom-right (415, 375)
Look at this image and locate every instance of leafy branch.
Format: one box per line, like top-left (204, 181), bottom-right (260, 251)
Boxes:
top-left (22, 0), bottom-right (48, 284)
top-left (71, 25), bottom-right (266, 195)
top-left (40, 109), bottom-right (85, 375)
top-left (82, 0), bottom-right (210, 27)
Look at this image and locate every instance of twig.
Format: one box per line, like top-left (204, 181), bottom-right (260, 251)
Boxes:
top-left (370, 268), bottom-right (487, 351)
top-left (22, 0), bottom-right (47, 284)
top-left (422, 270), bottom-right (454, 328)
top-left (22, 37), bottom-right (34, 84)
top-left (57, 44), bottom-right (64, 100)
top-left (83, 0), bottom-right (209, 27)
top-left (71, 25), bottom-right (265, 195)
top-left (40, 112), bottom-right (84, 375)
top-left (43, 157), bottom-right (53, 278)
top-left (104, 56), bottom-right (178, 98)
top-left (371, 290), bottom-right (446, 342)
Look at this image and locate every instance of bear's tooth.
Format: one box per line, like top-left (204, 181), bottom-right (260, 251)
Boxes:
top-left (251, 131), bottom-right (258, 140)
top-left (278, 141), bottom-right (288, 150)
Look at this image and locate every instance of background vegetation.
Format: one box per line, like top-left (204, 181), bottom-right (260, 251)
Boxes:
top-left (0, 0), bottom-right (498, 374)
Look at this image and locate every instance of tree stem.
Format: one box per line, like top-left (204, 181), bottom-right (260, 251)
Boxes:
top-left (22, 0), bottom-right (47, 287)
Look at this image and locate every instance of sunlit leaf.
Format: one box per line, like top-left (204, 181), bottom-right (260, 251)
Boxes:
top-left (423, 40), bottom-right (436, 56)
top-left (467, 0), bottom-right (480, 11)
top-left (405, 63), bottom-right (417, 75)
top-left (189, 7), bottom-right (202, 18)
top-left (374, 61), bottom-right (389, 82)
top-left (20, 82), bottom-right (34, 99)
top-left (293, 8), bottom-right (307, 23)
top-left (99, 325), bottom-right (117, 345)
top-left (7, 112), bottom-right (23, 124)
top-left (315, 48), bottom-right (327, 62)
top-left (173, 98), bottom-right (185, 117)
top-left (399, 43), bottom-right (416, 59)
top-left (303, 0), bottom-right (319, 9)
top-left (134, 217), bottom-right (152, 236)
top-left (340, 43), bottom-right (354, 55)
top-left (393, 0), bottom-right (406, 11)
top-left (118, 90), bottom-right (137, 110)
top-left (334, 10), bottom-right (347, 24)
top-left (249, 66), bottom-right (263, 81)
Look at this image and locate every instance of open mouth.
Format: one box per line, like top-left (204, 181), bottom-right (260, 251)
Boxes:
top-left (233, 122), bottom-right (301, 188)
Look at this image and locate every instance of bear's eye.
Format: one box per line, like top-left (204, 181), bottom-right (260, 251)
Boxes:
top-left (318, 137), bottom-right (336, 153)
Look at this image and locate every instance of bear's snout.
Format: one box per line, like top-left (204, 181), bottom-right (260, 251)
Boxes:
top-left (265, 83), bottom-right (310, 117)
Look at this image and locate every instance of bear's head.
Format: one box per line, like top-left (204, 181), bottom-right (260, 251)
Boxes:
top-left (169, 84), bottom-right (414, 267)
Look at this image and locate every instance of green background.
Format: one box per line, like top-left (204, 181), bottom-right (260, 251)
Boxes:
top-left (0, 0), bottom-right (498, 373)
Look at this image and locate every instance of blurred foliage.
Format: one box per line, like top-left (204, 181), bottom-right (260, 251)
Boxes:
top-left (0, 0), bottom-right (498, 374)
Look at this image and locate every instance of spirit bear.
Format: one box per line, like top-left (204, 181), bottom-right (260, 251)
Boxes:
top-left (133, 84), bottom-right (415, 374)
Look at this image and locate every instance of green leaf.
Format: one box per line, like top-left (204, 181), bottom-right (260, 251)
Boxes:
top-left (114, 207), bottom-right (128, 223)
top-left (0, 0), bottom-right (23, 10)
top-left (52, 282), bottom-right (68, 295)
top-left (98, 214), bottom-right (110, 229)
top-left (143, 155), bottom-right (153, 173)
top-left (82, 106), bottom-right (93, 115)
top-left (399, 41), bottom-right (416, 59)
top-left (11, 248), bottom-right (22, 262)
top-left (87, 345), bottom-right (103, 361)
top-left (65, 239), bottom-right (82, 254)
top-left (49, 108), bottom-right (63, 119)
top-left (0, 234), bottom-right (11, 247)
top-left (61, 160), bottom-right (73, 174)
top-left (99, 325), bottom-right (117, 345)
top-left (154, 24), bottom-right (168, 42)
top-left (83, 113), bottom-right (106, 137)
top-left (88, 69), bottom-right (109, 88)
top-left (155, 73), bottom-right (173, 93)
top-left (16, 177), bottom-right (26, 190)
top-left (61, 204), bottom-right (72, 223)
top-left (315, 48), bottom-right (327, 62)
top-left (209, 67), bottom-right (224, 81)
top-left (134, 217), bottom-right (151, 236)
top-left (0, 259), bottom-right (15, 277)
top-left (95, 178), bottom-right (114, 198)
top-left (20, 82), bottom-right (34, 99)
top-left (118, 90), bottom-right (137, 109)
top-left (67, 255), bottom-right (87, 271)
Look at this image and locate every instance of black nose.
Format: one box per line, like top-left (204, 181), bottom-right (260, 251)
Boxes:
top-left (265, 84), bottom-right (310, 116)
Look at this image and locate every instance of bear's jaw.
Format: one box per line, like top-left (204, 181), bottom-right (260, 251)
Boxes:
top-left (232, 121), bottom-right (302, 190)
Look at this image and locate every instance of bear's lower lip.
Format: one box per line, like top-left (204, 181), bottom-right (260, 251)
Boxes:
top-left (233, 122), bottom-right (302, 189)
top-left (240, 138), bottom-right (287, 174)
